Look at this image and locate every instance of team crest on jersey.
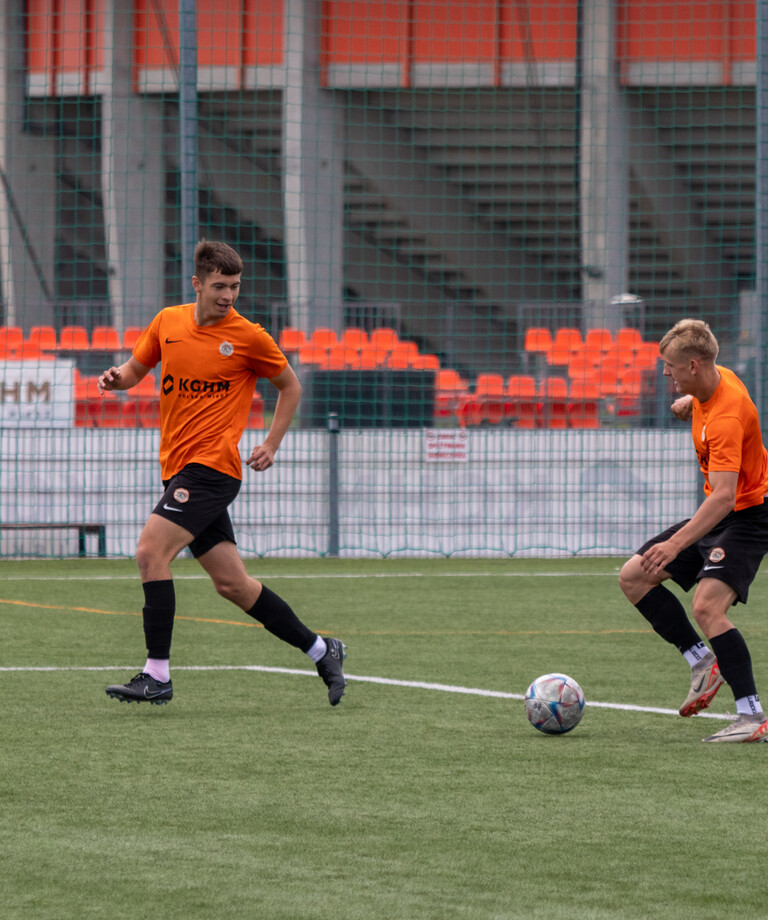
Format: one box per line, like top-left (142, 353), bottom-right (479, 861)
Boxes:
top-left (173, 488), bottom-right (190, 504)
top-left (709, 547), bottom-right (725, 563)
top-left (219, 341), bottom-right (234, 357)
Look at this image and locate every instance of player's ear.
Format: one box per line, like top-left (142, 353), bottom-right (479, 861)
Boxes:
top-left (191, 275), bottom-right (201, 293)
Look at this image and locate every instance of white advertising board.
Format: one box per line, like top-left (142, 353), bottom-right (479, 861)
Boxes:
top-left (0, 359), bottom-right (75, 427)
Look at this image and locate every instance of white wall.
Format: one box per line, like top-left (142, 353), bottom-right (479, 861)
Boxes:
top-left (0, 428), bottom-right (699, 558)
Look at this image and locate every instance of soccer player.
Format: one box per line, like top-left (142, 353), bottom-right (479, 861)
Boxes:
top-left (619, 318), bottom-right (768, 742)
top-left (98, 240), bottom-right (347, 707)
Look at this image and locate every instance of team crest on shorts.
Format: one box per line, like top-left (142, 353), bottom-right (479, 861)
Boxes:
top-left (173, 488), bottom-right (190, 504)
top-left (708, 547), bottom-right (725, 563)
top-left (219, 341), bottom-right (234, 357)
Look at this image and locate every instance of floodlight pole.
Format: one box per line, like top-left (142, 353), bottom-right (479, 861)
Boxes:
top-left (179, 0), bottom-right (198, 285)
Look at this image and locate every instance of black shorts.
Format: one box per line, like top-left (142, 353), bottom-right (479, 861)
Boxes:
top-left (637, 499), bottom-right (768, 604)
top-left (152, 463), bottom-right (241, 558)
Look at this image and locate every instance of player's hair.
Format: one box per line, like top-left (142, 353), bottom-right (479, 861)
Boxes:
top-left (193, 239), bottom-right (243, 280)
top-left (659, 318), bottom-right (719, 362)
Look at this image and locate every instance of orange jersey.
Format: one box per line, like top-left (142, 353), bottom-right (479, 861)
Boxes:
top-left (133, 303), bottom-right (288, 480)
top-left (691, 365), bottom-right (768, 511)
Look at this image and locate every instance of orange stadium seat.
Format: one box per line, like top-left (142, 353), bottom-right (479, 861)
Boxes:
top-left (59, 325), bottom-right (90, 351)
top-left (409, 352), bottom-right (440, 371)
top-left (434, 368), bottom-right (469, 421)
top-left (308, 327), bottom-right (339, 350)
top-left (615, 327), bottom-right (644, 353)
top-left (26, 325), bottom-right (58, 352)
top-left (123, 326), bottom-right (144, 350)
top-left (505, 375), bottom-right (537, 428)
top-left (91, 325), bottom-right (122, 350)
top-left (568, 380), bottom-right (601, 428)
top-left (0, 326), bottom-right (24, 356)
top-left (341, 328), bottom-right (370, 351)
top-left (537, 376), bottom-right (569, 428)
top-left (524, 327), bottom-right (553, 356)
top-left (548, 327), bottom-right (582, 367)
top-left (584, 328), bottom-right (613, 358)
top-left (278, 326), bottom-right (307, 354)
top-left (297, 343), bottom-right (331, 366)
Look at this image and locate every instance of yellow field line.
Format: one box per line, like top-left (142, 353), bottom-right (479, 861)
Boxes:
top-left (0, 596), bottom-right (264, 629)
top-left (0, 596), bottom-right (654, 637)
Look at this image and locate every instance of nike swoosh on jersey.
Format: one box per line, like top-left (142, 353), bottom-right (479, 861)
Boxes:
top-left (162, 503), bottom-right (184, 513)
top-left (165, 338), bottom-right (182, 343)
top-left (702, 564), bottom-right (724, 571)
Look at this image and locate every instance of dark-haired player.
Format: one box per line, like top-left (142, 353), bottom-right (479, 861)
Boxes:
top-left (98, 240), bottom-right (347, 707)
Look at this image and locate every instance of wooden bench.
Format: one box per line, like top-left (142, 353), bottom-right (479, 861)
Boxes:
top-left (0, 523), bottom-right (106, 557)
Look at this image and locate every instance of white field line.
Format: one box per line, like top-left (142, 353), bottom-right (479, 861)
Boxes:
top-left (0, 663), bottom-right (733, 721)
top-left (0, 571), bottom-right (622, 581)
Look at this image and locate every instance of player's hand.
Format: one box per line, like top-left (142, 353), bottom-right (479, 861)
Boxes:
top-left (246, 443), bottom-right (277, 472)
top-left (670, 394), bottom-right (693, 420)
top-left (640, 540), bottom-right (677, 575)
top-left (97, 367), bottom-right (122, 394)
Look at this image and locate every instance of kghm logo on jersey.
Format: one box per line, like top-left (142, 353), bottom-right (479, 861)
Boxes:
top-left (162, 374), bottom-right (230, 397)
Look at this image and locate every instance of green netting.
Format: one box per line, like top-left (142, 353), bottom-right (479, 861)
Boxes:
top-left (0, 0), bottom-right (762, 557)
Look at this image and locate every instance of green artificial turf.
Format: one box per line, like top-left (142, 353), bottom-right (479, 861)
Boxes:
top-left (1, 557), bottom-right (766, 919)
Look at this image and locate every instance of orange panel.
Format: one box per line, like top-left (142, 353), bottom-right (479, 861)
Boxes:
top-left (411, 0), bottom-right (498, 62)
top-left (731, 0), bottom-right (756, 59)
top-left (27, 0), bottom-right (56, 79)
top-left (198, 0), bottom-right (244, 69)
top-left (506, 0), bottom-right (579, 62)
top-left (618, 0), bottom-right (755, 63)
top-left (27, 0), bottom-right (103, 94)
top-left (244, 0), bottom-right (284, 66)
top-left (134, 0), bottom-right (180, 73)
top-left (322, 1), bottom-right (411, 64)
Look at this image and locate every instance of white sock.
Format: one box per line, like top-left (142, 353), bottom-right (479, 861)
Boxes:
top-left (306, 636), bottom-right (327, 663)
top-left (735, 695), bottom-right (764, 717)
top-left (683, 642), bottom-right (712, 668)
top-left (144, 658), bottom-right (170, 683)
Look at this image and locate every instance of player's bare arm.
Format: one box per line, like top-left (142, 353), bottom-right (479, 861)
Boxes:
top-left (670, 394), bottom-right (694, 420)
top-left (97, 356), bottom-right (152, 394)
top-left (640, 470), bottom-right (738, 574)
top-left (246, 364), bottom-right (302, 472)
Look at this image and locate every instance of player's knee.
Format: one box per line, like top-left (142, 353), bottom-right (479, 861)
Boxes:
top-left (135, 539), bottom-right (156, 579)
top-left (211, 573), bottom-right (251, 606)
top-left (619, 557), bottom-right (642, 600)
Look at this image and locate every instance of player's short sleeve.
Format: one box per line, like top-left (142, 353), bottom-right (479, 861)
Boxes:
top-left (705, 415), bottom-right (744, 472)
top-left (132, 314), bottom-right (162, 368)
top-left (249, 325), bottom-right (289, 379)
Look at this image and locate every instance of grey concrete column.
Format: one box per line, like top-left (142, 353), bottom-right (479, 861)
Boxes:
top-left (579, 0), bottom-right (629, 331)
top-left (0, 0), bottom-right (57, 328)
top-left (282, 0), bottom-right (345, 333)
top-left (100, 0), bottom-right (165, 333)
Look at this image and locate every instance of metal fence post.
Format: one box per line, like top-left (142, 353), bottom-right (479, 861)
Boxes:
top-left (327, 412), bottom-right (340, 557)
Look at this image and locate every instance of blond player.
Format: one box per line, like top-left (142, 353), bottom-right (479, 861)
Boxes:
top-left (620, 319), bottom-right (768, 742)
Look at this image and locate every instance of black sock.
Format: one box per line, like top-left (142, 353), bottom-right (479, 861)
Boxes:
top-left (246, 585), bottom-right (317, 653)
top-left (710, 628), bottom-right (757, 700)
top-left (635, 585), bottom-right (702, 653)
top-left (142, 579), bottom-right (175, 659)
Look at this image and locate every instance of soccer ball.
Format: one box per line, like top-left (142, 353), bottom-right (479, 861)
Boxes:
top-left (524, 673), bottom-right (585, 735)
